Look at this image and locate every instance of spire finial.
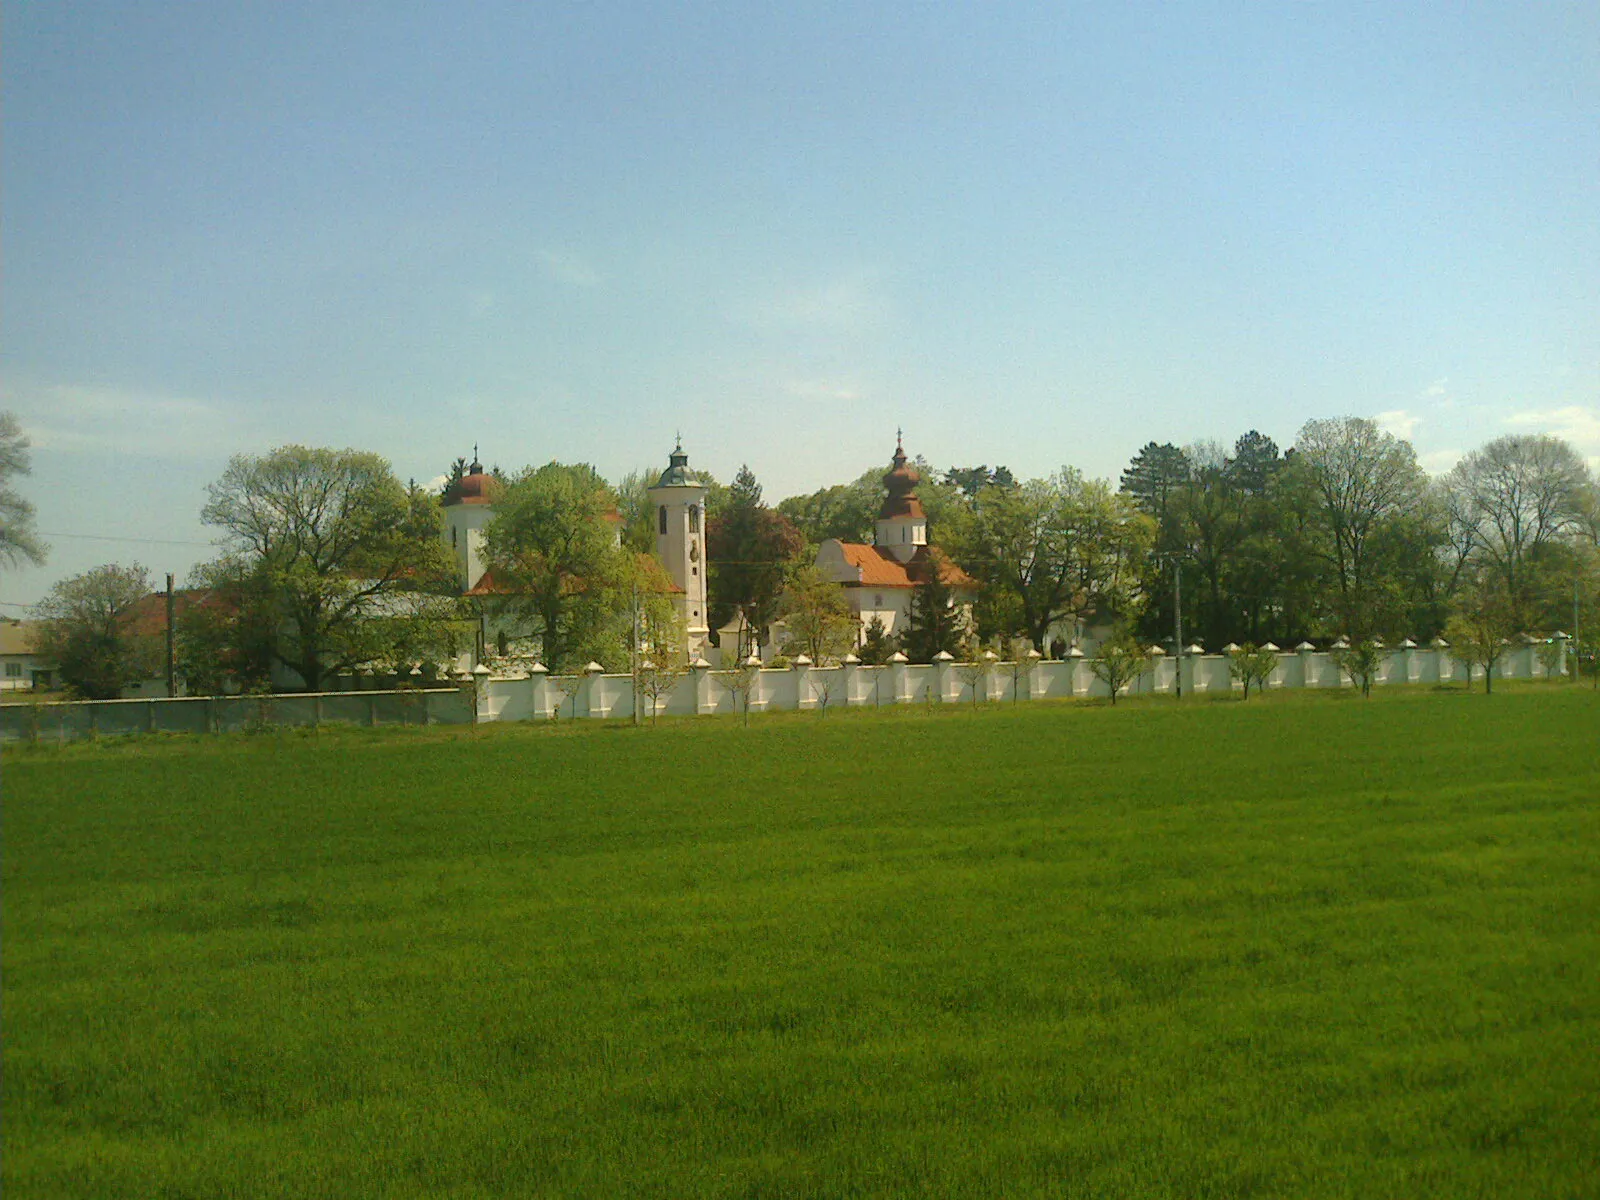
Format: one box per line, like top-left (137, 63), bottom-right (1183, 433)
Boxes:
top-left (896, 426), bottom-right (903, 450)
top-left (674, 430), bottom-right (683, 453)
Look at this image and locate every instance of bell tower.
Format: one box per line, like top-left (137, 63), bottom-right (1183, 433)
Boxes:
top-left (874, 431), bottom-right (928, 563)
top-left (647, 438), bottom-right (710, 657)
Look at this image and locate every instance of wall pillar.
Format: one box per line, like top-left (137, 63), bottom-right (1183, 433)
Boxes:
top-left (889, 652), bottom-right (910, 704)
top-left (582, 662), bottom-right (606, 719)
top-left (933, 651), bottom-right (954, 704)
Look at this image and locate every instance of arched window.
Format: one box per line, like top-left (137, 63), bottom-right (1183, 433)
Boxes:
top-left (659, 505), bottom-right (668, 535)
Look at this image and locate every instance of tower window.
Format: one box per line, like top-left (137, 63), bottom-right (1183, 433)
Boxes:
top-left (659, 506), bottom-right (668, 534)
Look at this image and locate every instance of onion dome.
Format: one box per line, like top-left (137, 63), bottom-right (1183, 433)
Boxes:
top-left (879, 432), bottom-right (925, 520)
top-left (443, 450), bottom-right (497, 506)
top-left (654, 437), bottom-right (704, 488)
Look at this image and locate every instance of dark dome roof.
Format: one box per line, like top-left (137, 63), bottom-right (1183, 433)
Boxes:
top-left (879, 438), bottom-right (925, 520)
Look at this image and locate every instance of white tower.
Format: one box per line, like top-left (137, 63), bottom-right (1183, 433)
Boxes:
top-left (441, 450), bottom-right (496, 591)
top-left (647, 439), bottom-right (710, 658)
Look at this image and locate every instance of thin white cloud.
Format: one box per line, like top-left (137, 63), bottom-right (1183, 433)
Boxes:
top-left (1506, 404), bottom-right (1600, 471)
top-left (1420, 378), bottom-right (1449, 400)
top-left (537, 249), bottom-right (603, 289)
top-left (738, 269), bottom-right (890, 332)
top-left (0, 382), bottom-right (240, 458)
top-left (1374, 409), bottom-right (1420, 441)
top-left (1419, 448), bottom-right (1462, 476)
top-left (783, 379), bottom-right (863, 404)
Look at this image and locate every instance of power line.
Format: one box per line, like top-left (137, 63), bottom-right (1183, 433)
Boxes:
top-left (38, 531), bottom-right (216, 548)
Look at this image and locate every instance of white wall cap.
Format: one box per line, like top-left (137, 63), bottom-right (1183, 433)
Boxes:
top-left (1332, 637), bottom-right (1350, 648)
top-left (887, 651), bottom-right (909, 663)
top-left (584, 661), bottom-right (605, 673)
top-left (932, 650), bottom-right (955, 662)
top-left (842, 653), bottom-right (861, 664)
top-left (690, 656), bottom-right (712, 669)
top-left (1148, 645), bottom-right (1166, 655)
top-left (1401, 638), bottom-right (1417, 648)
top-left (792, 654), bottom-right (813, 667)
top-left (409, 665), bottom-right (423, 676)
top-left (744, 652), bottom-right (764, 667)
top-left (528, 662), bottom-right (549, 674)
top-left (982, 649), bottom-right (998, 661)
top-left (1296, 641), bottom-right (1316, 651)
top-left (1261, 642), bottom-right (1280, 652)
top-left (1025, 649), bottom-right (1042, 660)
top-left (1066, 646), bottom-right (1084, 658)
top-left (1223, 642), bottom-right (1241, 653)
top-left (1187, 643), bottom-right (1206, 654)
top-left (472, 663), bottom-right (492, 676)
top-left (1431, 637), bottom-right (1449, 648)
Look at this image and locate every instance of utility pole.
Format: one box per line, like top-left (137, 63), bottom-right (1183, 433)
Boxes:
top-left (1576, 577), bottom-right (1583, 685)
top-left (165, 573), bottom-right (177, 697)
top-left (1173, 557), bottom-right (1183, 700)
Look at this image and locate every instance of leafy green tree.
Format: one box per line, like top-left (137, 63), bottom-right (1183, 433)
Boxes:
top-left (779, 563), bottom-right (857, 664)
top-left (177, 558), bottom-right (279, 695)
top-left (1444, 570), bottom-right (1521, 694)
top-left (1227, 643), bottom-right (1279, 699)
top-left (1088, 632), bottom-right (1149, 705)
top-left (484, 461), bottom-right (629, 674)
top-left (0, 412), bottom-right (47, 570)
top-left (33, 563), bottom-right (160, 699)
top-left (947, 470), bottom-right (1154, 651)
top-left (1289, 417), bottom-right (1429, 639)
top-left (202, 446), bottom-right (461, 691)
top-left (776, 467), bottom-right (883, 544)
top-left (1330, 639), bottom-right (1385, 698)
top-left (707, 466), bottom-right (805, 640)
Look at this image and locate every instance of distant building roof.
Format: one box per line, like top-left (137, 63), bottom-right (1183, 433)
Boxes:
top-left (879, 436), bottom-right (925, 521)
top-left (826, 542), bottom-right (976, 590)
top-left (442, 455), bottom-right (498, 506)
top-left (0, 619), bottom-right (43, 656)
top-left (652, 440), bottom-right (704, 489)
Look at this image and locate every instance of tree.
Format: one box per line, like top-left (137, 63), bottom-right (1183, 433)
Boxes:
top-left (779, 563), bottom-right (857, 664)
top-left (1289, 417), bottom-right (1428, 638)
top-left (1444, 571), bottom-right (1521, 694)
top-left (177, 558), bottom-right (278, 695)
top-left (632, 562), bottom-right (688, 725)
top-left (1444, 434), bottom-right (1592, 625)
top-left (1330, 640), bottom-right (1384, 698)
top-left (202, 447), bottom-right (462, 691)
top-left (902, 549), bottom-right (968, 662)
top-left (0, 412), bottom-right (47, 570)
top-left (776, 468), bottom-right (883, 544)
top-left (1227, 643), bottom-right (1279, 700)
top-left (858, 615), bottom-right (897, 665)
top-left (1119, 442), bottom-right (1191, 538)
top-left (483, 461), bottom-right (630, 674)
top-left (707, 466), bottom-right (806, 646)
top-left (33, 564), bottom-right (160, 699)
top-left (946, 465), bottom-right (1017, 500)
top-left (948, 470), bottom-right (1154, 651)
top-left (1003, 637), bottom-right (1039, 702)
top-left (1088, 633), bottom-right (1149, 705)
top-left (718, 657), bottom-right (761, 726)
top-left (954, 652), bottom-right (993, 708)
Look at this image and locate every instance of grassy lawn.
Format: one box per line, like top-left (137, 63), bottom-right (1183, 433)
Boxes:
top-left (4, 687), bottom-right (1598, 1198)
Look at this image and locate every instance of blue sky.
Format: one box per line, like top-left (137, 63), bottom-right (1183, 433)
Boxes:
top-left (3, 1), bottom-right (1596, 606)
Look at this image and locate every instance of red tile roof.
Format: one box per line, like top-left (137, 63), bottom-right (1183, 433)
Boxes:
top-left (832, 543), bottom-right (976, 590)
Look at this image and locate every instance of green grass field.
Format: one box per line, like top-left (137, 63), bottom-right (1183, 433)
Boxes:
top-left (5, 687), bottom-right (1598, 1198)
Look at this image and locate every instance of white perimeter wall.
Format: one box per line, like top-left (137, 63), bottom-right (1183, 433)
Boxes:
top-left (477, 644), bottom-right (1565, 724)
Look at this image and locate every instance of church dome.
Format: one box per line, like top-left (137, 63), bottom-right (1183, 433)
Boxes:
top-left (444, 455), bottom-right (497, 506)
top-left (879, 436), bottom-right (925, 520)
top-left (653, 439), bottom-right (704, 488)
